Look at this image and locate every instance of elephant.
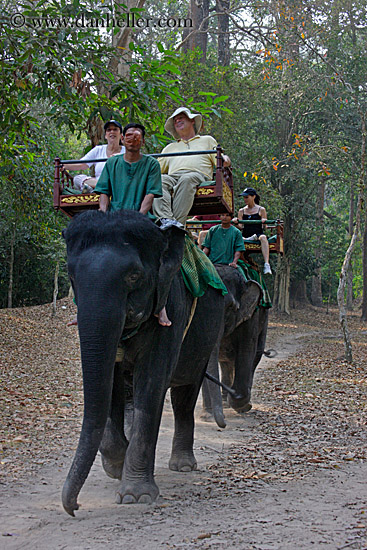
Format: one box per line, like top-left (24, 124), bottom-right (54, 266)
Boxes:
top-left (200, 264), bottom-right (269, 428)
top-left (61, 209), bottom-right (225, 516)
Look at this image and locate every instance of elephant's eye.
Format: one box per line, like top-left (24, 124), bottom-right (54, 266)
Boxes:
top-left (125, 271), bottom-right (142, 286)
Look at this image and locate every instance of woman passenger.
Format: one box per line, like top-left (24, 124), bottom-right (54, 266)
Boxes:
top-left (63, 120), bottom-right (125, 193)
top-left (233, 187), bottom-right (272, 275)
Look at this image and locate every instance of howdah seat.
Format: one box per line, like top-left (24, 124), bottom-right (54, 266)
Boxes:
top-left (53, 146), bottom-right (283, 254)
top-left (53, 146), bottom-right (233, 218)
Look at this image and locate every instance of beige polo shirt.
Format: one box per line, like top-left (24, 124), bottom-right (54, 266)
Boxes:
top-left (159, 135), bottom-right (217, 179)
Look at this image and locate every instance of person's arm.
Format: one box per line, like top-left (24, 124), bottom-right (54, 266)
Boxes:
top-left (222, 154), bottom-right (231, 167)
top-left (94, 160), bottom-right (112, 206)
top-left (146, 159), bottom-right (163, 200)
top-left (231, 228), bottom-right (246, 265)
top-left (260, 206), bottom-right (267, 224)
top-left (229, 250), bottom-right (241, 268)
top-left (139, 193), bottom-right (154, 215)
top-left (63, 145), bottom-right (100, 172)
top-left (99, 194), bottom-right (110, 212)
top-left (62, 162), bottom-right (89, 171)
top-left (158, 148), bottom-right (169, 174)
top-left (208, 136), bottom-right (230, 167)
top-left (232, 207), bottom-right (243, 225)
top-left (202, 228), bottom-right (212, 254)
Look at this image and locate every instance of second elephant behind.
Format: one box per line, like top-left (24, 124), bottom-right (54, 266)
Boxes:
top-left (201, 264), bottom-right (269, 428)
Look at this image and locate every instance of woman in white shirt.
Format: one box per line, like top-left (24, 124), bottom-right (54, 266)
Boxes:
top-left (63, 120), bottom-right (125, 193)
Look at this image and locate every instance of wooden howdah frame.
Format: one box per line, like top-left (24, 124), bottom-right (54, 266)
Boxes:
top-left (53, 146), bottom-right (233, 219)
top-left (53, 145), bottom-right (283, 254)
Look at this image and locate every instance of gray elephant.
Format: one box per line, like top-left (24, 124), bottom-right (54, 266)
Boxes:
top-left (201, 264), bottom-right (269, 428)
top-left (62, 210), bottom-right (225, 515)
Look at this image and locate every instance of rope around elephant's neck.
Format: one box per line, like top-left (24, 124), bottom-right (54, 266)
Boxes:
top-left (182, 297), bottom-right (198, 342)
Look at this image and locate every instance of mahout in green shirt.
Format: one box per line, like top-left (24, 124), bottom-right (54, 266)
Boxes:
top-left (203, 225), bottom-right (245, 264)
top-left (95, 154), bottom-right (162, 212)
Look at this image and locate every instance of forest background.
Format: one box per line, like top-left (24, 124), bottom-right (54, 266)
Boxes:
top-left (1, 0), bottom-right (366, 334)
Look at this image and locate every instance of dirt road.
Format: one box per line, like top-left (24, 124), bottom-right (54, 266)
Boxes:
top-left (1, 302), bottom-right (367, 549)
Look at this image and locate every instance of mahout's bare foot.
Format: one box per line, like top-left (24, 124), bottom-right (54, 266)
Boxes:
top-left (155, 307), bottom-right (172, 327)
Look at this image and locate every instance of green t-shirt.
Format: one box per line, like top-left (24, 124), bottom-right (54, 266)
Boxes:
top-left (203, 224), bottom-right (245, 264)
top-left (95, 154), bottom-right (162, 212)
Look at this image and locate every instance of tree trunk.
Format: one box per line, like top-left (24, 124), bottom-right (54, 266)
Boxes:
top-left (273, 254), bottom-right (291, 314)
top-left (290, 280), bottom-right (309, 309)
top-left (346, 265), bottom-right (353, 310)
top-left (217, 0), bottom-right (230, 66)
top-left (337, 221), bottom-right (359, 363)
top-left (184, 0), bottom-right (209, 60)
top-left (311, 180), bottom-right (325, 306)
top-left (7, 224), bottom-right (16, 309)
top-left (109, 0), bottom-right (146, 78)
top-left (52, 261), bottom-right (60, 317)
top-left (362, 216), bottom-right (367, 321)
top-left (338, 110), bottom-right (365, 361)
top-left (346, 178), bottom-right (355, 310)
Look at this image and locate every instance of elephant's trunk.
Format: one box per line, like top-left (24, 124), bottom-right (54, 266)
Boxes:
top-left (62, 294), bottom-right (126, 516)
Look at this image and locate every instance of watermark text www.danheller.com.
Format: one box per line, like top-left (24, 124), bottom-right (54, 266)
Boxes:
top-left (9, 12), bottom-right (193, 30)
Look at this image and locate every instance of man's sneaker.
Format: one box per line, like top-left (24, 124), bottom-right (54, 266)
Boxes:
top-left (263, 263), bottom-right (272, 275)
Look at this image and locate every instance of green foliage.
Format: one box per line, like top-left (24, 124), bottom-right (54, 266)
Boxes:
top-left (0, 2), bottom-right (232, 308)
top-left (0, 120), bottom-right (73, 307)
top-left (2, 0), bottom-right (366, 308)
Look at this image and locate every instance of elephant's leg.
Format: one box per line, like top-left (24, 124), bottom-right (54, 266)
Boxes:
top-left (220, 360), bottom-right (234, 406)
top-left (200, 341), bottom-right (227, 428)
top-left (123, 371), bottom-right (134, 439)
top-left (169, 383), bottom-right (201, 471)
top-left (253, 308), bottom-right (269, 369)
top-left (99, 364), bottom-right (128, 480)
top-left (116, 361), bottom-right (170, 505)
top-left (228, 317), bottom-right (259, 413)
top-left (201, 377), bottom-right (214, 421)
top-left (229, 309), bottom-right (268, 414)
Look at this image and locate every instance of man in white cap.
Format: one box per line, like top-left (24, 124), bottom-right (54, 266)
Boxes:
top-left (153, 107), bottom-right (231, 224)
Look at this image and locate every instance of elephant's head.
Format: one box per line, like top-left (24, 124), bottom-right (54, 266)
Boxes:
top-left (204, 265), bottom-right (265, 425)
top-left (216, 265), bottom-right (262, 335)
top-left (62, 210), bottom-right (185, 515)
top-left (64, 210), bottom-right (185, 333)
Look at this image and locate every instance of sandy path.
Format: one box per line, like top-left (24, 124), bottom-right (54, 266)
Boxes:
top-left (1, 328), bottom-right (367, 550)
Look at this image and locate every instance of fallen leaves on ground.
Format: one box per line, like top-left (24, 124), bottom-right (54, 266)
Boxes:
top-left (0, 300), bottom-right (366, 497)
top-left (0, 298), bottom-right (81, 484)
top-left (206, 308), bottom-right (367, 491)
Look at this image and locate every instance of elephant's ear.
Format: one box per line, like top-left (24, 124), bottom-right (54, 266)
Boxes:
top-left (154, 220), bottom-right (186, 316)
top-left (239, 280), bottom-right (262, 321)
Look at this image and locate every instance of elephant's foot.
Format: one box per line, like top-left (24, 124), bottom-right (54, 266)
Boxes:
top-left (228, 395), bottom-right (252, 413)
top-left (228, 392), bottom-right (252, 413)
top-left (116, 479), bottom-right (159, 505)
top-left (101, 454), bottom-right (124, 480)
top-left (239, 402), bottom-right (252, 413)
top-left (99, 419), bottom-right (127, 479)
top-left (169, 450), bottom-right (197, 472)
